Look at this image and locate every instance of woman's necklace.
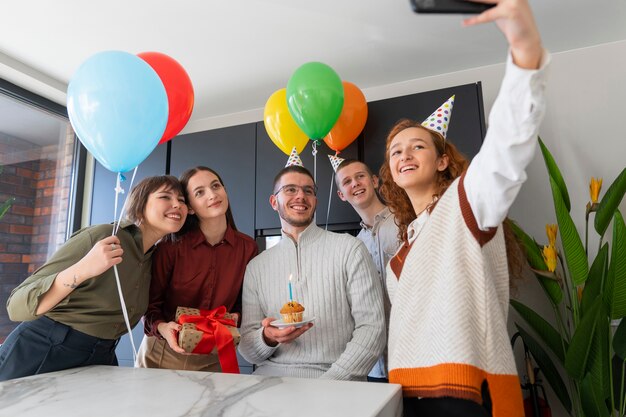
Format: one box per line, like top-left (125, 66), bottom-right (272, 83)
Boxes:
top-left (415, 195), bottom-right (439, 218)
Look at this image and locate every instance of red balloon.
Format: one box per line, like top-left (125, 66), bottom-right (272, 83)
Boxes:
top-left (138, 52), bottom-right (194, 144)
top-left (323, 81), bottom-right (367, 152)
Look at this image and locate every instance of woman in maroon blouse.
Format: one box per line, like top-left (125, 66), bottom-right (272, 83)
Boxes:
top-left (136, 166), bottom-right (258, 371)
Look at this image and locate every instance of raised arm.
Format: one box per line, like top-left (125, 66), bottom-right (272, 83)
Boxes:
top-left (463, 0), bottom-right (549, 229)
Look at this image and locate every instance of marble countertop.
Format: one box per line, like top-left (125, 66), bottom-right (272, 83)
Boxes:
top-left (0, 366), bottom-right (402, 417)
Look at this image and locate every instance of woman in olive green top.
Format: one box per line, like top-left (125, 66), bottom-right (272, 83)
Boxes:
top-left (0, 175), bottom-right (188, 381)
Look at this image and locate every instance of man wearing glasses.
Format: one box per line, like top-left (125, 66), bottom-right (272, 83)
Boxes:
top-left (239, 165), bottom-right (385, 380)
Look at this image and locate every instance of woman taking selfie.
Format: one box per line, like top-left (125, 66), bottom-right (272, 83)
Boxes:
top-left (379, 0), bottom-right (549, 416)
top-left (0, 175), bottom-right (188, 381)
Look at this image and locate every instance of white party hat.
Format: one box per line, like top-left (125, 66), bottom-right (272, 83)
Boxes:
top-left (285, 146), bottom-right (303, 167)
top-left (421, 95), bottom-right (455, 138)
top-left (328, 154), bottom-right (345, 173)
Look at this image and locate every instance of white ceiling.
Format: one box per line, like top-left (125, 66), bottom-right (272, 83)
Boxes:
top-left (1, 0), bottom-right (626, 140)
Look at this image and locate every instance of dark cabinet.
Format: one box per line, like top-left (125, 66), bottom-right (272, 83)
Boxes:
top-left (362, 83), bottom-right (486, 174)
top-left (90, 145), bottom-right (168, 225)
top-left (169, 124), bottom-right (256, 238)
top-left (91, 83), bottom-right (485, 236)
top-left (254, 121), bottom-right (360, 232)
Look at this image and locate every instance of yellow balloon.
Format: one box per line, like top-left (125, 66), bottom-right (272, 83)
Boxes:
top-left (264, 89), bottom-right (309, 155)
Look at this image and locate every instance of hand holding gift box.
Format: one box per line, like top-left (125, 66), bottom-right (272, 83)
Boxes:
top-left (175, 306), bottom-right (240, 373)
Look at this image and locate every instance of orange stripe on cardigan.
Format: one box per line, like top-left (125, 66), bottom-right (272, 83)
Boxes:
top-left (458, 172), bottom-right (497, 247)
top-left (389, 240), bottom-right (411, 279)
top-left (389, 363), bottom-right (524, 417)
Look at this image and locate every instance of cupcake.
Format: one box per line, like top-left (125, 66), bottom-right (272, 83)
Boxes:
top-left (280, 301), bottom-right (305, 323)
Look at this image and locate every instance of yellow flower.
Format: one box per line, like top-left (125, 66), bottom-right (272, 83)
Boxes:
top-left (545, 224), bottom-right (558, 247)
top-left (589, 177), bottom-right (603, 204)
top-left (542, 245), bottom-right (558, 273)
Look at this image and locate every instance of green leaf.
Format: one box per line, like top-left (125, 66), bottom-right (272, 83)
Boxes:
top-left (509, 220), bottom-right (547, 270)
top-left (537, 274), bottom-right (564, 305)
top-left (539, 137), bottom-right (571, 212)
top-left (580, 243), bottom-right (609, 317)
top-left (550, 176), bottom-right (588, 285)
top-left (611, 354), bottom-right (626, 411)
top-left (510, 299), bottom-right (567, 363)
top-left (603, 211), bottom-right (626, 319)
top-left (565, 296), bottom-right (602, 380)
top-left (585, 303), bottom-right (610, 400)
top-left (581, 373), bottom-right (610, 417)
top-left (581, 243), bottom-right (609, 317)
top-left (0, 197), bottom-right (14, 219)
top-left (516, 323), bottom-right (572, 413)
top-left (613, 319), bottom-right (626, 360)
top-left (595, 167), bottom-right (626, 236)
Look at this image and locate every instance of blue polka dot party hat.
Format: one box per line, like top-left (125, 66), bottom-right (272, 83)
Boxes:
top-left (421, 95), bottom-right (455, 139)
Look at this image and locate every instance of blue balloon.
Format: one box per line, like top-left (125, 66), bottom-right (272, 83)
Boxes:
top-left (67, 51), bottom-right (168, 173)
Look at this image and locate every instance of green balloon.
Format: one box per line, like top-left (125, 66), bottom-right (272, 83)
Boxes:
top-left (286, 62), bottom-right (344, 140)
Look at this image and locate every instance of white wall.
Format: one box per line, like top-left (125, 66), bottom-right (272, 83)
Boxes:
top-left (510, 40), bottom-right (626, 417)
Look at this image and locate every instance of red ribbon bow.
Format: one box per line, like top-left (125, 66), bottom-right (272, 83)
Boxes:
top-left (178, 306), bottom-right (240, 373)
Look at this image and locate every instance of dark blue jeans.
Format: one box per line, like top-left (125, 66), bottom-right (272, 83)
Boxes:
top-left (0, 316), bottom-right (118, 381)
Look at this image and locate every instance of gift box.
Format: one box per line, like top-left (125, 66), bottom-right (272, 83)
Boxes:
top-left (175, 306), bottom-right (240, 373)
top-left (175, 306), bottom-right (239, 327)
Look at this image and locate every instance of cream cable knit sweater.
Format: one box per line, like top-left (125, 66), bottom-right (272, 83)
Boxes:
top-left (239, 223), bottom-right (385, 380)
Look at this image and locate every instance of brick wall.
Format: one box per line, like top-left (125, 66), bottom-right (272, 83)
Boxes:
top-left (0, 130), bottom-right (74, 342)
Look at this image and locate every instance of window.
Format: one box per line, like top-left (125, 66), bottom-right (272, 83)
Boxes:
top-left (0, 79), bottom-right (84, 343)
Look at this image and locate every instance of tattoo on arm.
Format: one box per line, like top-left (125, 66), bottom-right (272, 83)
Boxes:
top-left (63, 275), bottom-right (79, 289)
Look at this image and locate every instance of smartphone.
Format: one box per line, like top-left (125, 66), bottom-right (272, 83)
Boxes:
top-left (410, 0), bottom-right (493, 14)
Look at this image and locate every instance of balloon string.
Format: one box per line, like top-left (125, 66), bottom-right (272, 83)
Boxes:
top-left (112, 173), bottom-right (123, 233)
top-left (113, 167), bottom-right (138, 235)
top-left (325, 171), bottom-right (334, 231)
top-left (113, 264), bottom-right (137, 362)
top-left (312, 141), bottom-right (317, 223)
top-left (110, 167), bottom-right (139, 362)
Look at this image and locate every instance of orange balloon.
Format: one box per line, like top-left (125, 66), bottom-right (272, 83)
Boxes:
top-left (323, 81), bottom-right (368, 152)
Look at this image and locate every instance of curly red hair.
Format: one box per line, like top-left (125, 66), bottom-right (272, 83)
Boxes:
top-left (379, 119), bottom-right (468, 241)
top-left (379, 118), bottom-right (525, 288)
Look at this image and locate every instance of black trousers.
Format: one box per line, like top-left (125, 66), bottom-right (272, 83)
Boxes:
top-left (403, 381), bottom-right (493, 417)
top-left (403, 397), bottom-right (491, 417)
top-left (0, 316), bottom-right (118, 381)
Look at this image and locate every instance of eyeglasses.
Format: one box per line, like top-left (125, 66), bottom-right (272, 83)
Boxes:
top-left (273, 184), bottom-right (318, 197)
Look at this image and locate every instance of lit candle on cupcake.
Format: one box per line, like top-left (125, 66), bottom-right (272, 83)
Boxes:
top-left (281, 274), bottom-right (304, 323)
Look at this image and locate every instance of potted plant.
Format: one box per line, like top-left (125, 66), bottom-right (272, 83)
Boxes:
top-left (511, 138), bottom-right (626, 417)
